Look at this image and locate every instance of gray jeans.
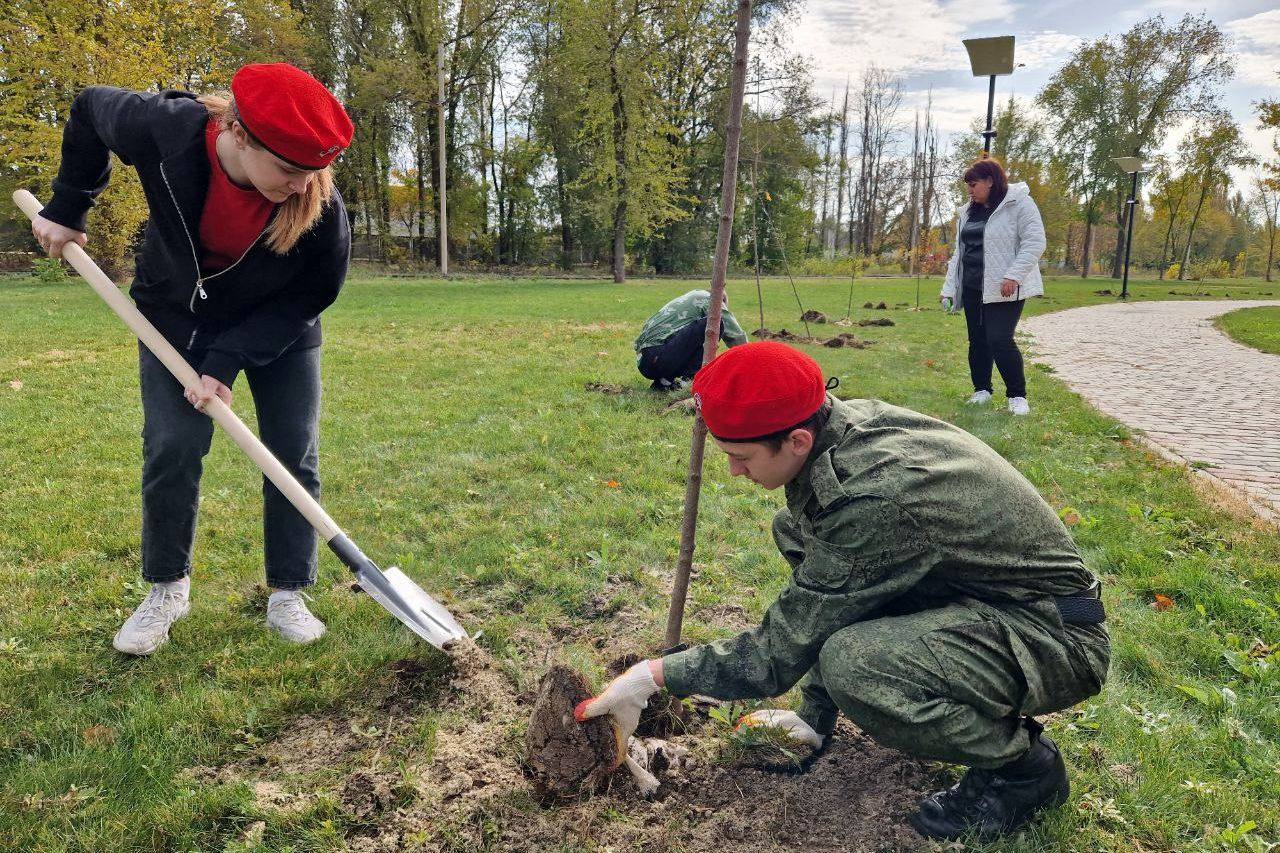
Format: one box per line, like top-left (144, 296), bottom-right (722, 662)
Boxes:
top-left (139, 344), bottom-right (321, 589)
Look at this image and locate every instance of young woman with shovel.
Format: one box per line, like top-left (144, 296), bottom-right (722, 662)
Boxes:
top-left (31, 63), bottom-right (354, 655)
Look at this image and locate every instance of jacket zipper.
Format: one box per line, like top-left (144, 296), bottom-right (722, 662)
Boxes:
top-left (159, 163), bottom-right (206, 313)
top-left (160, 162), bottom-right (271, 329)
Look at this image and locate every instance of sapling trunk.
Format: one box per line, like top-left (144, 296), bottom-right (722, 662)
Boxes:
top-left (664, 0), bottom-right (752, 649)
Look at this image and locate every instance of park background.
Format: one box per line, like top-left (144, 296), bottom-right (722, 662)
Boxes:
top-left (2, 1), bottom-right (1280, 852)
top-left (1, 0), bottom-right (1278, 284)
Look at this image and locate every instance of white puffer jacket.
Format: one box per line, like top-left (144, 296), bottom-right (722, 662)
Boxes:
top-left (941, 181), bottom-right (1046, 303)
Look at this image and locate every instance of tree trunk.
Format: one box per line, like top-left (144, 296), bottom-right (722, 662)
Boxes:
top-left (1110, 185), bottom-right (1127, 279)
top-left (666, 0), bottom-right (751, 648)
top-left (1179, 182), bottom-right (1210, 281)
top-left (416, 133), bottom-right (428, 262)
top-left (609, 57), bottom-right (629, 283)
top-left (833, 86), bottom-right (849, 255)
top-left (1267, 225), bottom-right (1276, 282)
top-left (1080, 221), bottom-right (1093, 278)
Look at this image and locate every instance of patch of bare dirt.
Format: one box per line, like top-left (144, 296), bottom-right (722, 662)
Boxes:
top-left (800, 310), bottom-right (828, 323)
top-left (182, 634), bottom-right (937, 851)
top-left (585, 381), bottom-right (629, 395)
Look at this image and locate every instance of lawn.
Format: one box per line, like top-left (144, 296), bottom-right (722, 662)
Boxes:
top-left (1217, 305), bottom-right (1280, 356)
top-left (1, 272), bottom-right (1278, 852)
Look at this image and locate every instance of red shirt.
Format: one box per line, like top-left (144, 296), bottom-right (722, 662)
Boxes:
top-left (200, 120), bottom-right (276, 272)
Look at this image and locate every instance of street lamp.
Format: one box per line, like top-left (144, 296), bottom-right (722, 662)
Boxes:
top-left (962, 36), bottom-right (1016, 156)
top-left (1113, 156), bottom-right (1148, 300)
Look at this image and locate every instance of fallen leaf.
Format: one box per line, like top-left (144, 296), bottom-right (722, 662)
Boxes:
top-left (605, 480), bottom-right (620, 489)
top-left (1151, 594), bottom-right (1175, 612)
top-left (1059, 507), bottom-right (1082, 526)
top-left (597, 351), bottom-right (609, 357)
top-left (82, 725), bottom-right (116, 746)
top-left (8, 380), bottom-right (22, 391)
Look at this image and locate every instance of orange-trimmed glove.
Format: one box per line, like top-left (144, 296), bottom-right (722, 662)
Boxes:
top-left (573, 661), bottom-right (659, 748)
top-left (736, 709), bottom-right (825, 749)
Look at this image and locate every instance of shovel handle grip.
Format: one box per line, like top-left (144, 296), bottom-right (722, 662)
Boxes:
top-left (13, 189), bottom-right (343, 543)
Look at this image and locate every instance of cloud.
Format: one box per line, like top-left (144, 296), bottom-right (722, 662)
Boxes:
top-left (1226, 9), bottom-right (1280, 88)
top-left (793, 0), bottom-right (1015, 87)
top-left (1016, 31), bottom-right (1084, 70)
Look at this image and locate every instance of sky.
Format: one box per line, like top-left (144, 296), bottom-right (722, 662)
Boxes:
top-left (783, 0), bottom-right (1280, 179)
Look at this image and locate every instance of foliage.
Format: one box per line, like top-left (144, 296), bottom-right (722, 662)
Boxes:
top-left (30, 258), bottom-right (66, 284)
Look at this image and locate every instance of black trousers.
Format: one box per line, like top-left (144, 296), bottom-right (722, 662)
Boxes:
top-left (637, 318), bottom-right (708, 382)
top-left (962, 289), bottom-right (1026, 399)
top-left (139, 344), bottom-right (321, 589)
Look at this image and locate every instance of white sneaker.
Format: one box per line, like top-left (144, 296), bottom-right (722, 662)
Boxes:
top-left (113, 577), bottom-right (191, 656)
top-left (1008, 397), bottom-right (1031, 416)
top-left (966, 390), bottom-right (993, 405)
top-left (267, 590), bottom-right (326, 644)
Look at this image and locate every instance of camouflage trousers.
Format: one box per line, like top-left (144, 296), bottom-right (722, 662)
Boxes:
top-left (774, 521), bottom-right (1111, 769)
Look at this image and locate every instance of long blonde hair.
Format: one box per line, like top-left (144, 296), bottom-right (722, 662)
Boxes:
top-left (198, 94), bottom-right (335, 254)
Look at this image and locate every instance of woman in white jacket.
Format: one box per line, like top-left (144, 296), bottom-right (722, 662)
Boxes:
top-left (940, 158), bottom-right (1046, 416)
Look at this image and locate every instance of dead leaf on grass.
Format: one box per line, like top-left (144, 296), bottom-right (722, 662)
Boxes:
top-left (8, 380), bottom-right (22, 391)
top-left (1151, 594), bottom-right (1175, 612)
top-left (82, 724), bottom-right (116, 746)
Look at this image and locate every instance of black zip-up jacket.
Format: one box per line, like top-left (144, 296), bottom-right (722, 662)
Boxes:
top-left (41, 86), bottom-right (351, 386)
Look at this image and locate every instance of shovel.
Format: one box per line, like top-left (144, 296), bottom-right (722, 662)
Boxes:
top-left (14, 189), bottom-right (467, 650)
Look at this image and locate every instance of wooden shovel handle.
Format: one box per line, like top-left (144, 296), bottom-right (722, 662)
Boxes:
top-left (13, 189), bottom-right (343, 542)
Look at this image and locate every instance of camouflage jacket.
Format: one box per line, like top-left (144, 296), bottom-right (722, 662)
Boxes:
top-left (634, 290), bottom-right (749, 359)
top-left (663, 395), bottom-right (1098, 700)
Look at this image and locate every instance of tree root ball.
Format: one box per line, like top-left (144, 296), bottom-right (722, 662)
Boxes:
top-left (524, 665), bottom-right (621, 801)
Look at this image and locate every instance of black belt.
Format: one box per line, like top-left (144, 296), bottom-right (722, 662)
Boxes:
top-left (1054, 581), bottom-right (1105, 625)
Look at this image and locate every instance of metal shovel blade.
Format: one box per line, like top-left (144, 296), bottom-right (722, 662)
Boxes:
top-left (356, 563), bottom-right (467, 649)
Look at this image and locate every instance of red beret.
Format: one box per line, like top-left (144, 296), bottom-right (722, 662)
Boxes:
top-left (692, 342), bottom-right (827, 441)
top-left (231, 63), bottom-right (354, 170)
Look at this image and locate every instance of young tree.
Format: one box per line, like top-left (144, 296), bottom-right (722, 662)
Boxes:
top-left (1176, 115), bottom-right (1253, 279)
top-left (1255, 178), bottom-right (1280, 282)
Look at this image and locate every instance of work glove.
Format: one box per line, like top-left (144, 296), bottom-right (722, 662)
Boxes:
top-left (573, 661), bottom-right (659, 746)
top-left (736, 709), bottom-right (826, 749)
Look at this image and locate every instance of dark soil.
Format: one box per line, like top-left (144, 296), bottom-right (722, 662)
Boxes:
top-left (182, 640), bottom-right (938, 851)
top-left (859, 317), bottom-right (895, 327)
top-left (800, 310), bottom-right (828, 323)
top-left (524, 665), bottom-right (621, 800)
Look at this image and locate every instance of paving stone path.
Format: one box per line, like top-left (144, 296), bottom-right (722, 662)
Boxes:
top-left (1022, 299), bottom-right (1280, 523)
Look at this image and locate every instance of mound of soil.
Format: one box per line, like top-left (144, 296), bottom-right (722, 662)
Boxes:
top-left (524, 665), bottom-right (621, 800)
top-left (823, 334), bottom-right (871, 349)
top-left (663, 397), bottom-right (697, 415)
top-left (181, 637), bottom-right (938, 851)
top-left (800, 310), bottom-right (828, 323)
top-left (875, 301), bottom-right (888, 309)
top-left (859, 318), bottom-right (895, 327)
top-left (585, 382), bottom-right (628, 395)
top-left (751, 328), bottom-right (823, 345)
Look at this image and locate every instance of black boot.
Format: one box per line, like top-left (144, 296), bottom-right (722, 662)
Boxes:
top-left (909, 718), bottom-right (1070, 841)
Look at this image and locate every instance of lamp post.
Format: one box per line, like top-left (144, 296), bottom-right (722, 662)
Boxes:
top-left (1113, 156), bottom-right (1148, 300)
top-left (962, 36), bottom-right (1015, 155)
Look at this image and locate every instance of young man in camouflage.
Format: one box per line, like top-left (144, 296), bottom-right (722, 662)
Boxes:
top-left (579, 341), bottom-right (1109, 841)
top-left (634, 289), bottom-right (749, 390)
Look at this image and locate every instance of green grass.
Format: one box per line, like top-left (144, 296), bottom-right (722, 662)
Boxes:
top-left (1, 272), bottom-right (1278, 851)
top-left (1217, 305), bottom-right (1280, 356)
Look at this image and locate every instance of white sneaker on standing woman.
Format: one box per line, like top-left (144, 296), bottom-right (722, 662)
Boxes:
top-left (113, 576), bottom-right (190, 655)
